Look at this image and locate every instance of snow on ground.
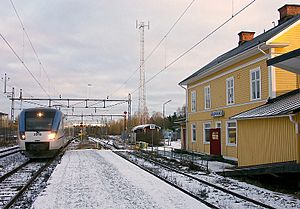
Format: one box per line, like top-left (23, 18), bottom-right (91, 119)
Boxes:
top-left (0, 152), bottom-right (28, 176)
top-left (32, 149), bottom-right (209, 209)
top-left (207, 160), bottom-right (235, 172)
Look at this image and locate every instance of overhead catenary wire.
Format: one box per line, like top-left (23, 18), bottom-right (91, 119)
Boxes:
top-left (9, 0), bottom-right (59, 97)
top-left (0, 78), bottom-right (52, 112)
top-left (0, 73), bottom-right (37, 99)
top-left (109, 0), bottom-right (196, 97)
top-left (0, 33), bottom-right (51, 98)
top-left (130, 0), bottom-right (257, 95)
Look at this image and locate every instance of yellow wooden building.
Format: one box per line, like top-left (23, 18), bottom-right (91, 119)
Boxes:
top-left (179, 4), bottom-right (300, 164)
top-left (232, 89), bottom-right (299, 167)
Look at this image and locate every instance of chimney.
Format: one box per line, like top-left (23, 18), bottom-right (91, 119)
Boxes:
top-left (278, 4), bottom-right (300, 24)
top-left (238, 31), bottom-right (255, 46)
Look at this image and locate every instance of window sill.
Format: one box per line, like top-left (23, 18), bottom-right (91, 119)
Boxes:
top-left (250, 98), bottom-right (261, 102)
top-left (226, 143), bottom-right (237, 147)
top-left (203, 142), bottom-right (210, 145)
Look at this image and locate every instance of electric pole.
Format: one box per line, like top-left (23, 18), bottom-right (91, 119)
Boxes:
top-left (11, 87), bottom-right (15, 122)
top-left (2, 73), bottom-right (10, 94)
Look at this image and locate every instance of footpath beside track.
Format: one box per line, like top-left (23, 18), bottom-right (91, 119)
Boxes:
top-left (114, 150), bottom-right (276, 209)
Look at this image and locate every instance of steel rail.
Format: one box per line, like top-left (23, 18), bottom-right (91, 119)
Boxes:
top-left (131, 151), bottom-right (276, 209)
top-left (2, 140), bottom-right (73, 209)
top-left (113, 151), bottom-right (219, 209)
top-left (0, 146), bottom-right (19, 154)
top-left (0, 160), bottom-right (31, 183)
top-left (3, 160), bottom-right (50, 209)
top-left (0, 150), bottom-right (20, 159)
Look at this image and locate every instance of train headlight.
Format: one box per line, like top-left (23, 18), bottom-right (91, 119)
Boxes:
top-left (21, 133), bottom-right (26, 140)
top-left (48, 132), bottom-right (56, 140)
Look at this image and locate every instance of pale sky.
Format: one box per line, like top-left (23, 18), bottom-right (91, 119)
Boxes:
top-left (0, 0), bottom-right (297, 122)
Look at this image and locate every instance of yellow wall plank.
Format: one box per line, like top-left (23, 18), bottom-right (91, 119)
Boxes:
top-left (237, 115), bottom-right (299, 167)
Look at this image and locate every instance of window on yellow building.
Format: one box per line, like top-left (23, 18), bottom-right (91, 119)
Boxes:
top-left (204, 86), bottom-right (211, 109)
top-left (203, 122), bottom-right (211, 144)
top-left (226, 77), bottom-right (235, 105)
top-left (191, 124), bottom-right (196, 142)
top-left (191, 90), bottom-right (196, 112)
top-left (250, 68), bottom-right (261, 100)
top-left (226, 121), bottom-right (237, 146)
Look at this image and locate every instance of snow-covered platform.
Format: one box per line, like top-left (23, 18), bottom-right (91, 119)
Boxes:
top-left (32, 150), bottom-right (208, 209)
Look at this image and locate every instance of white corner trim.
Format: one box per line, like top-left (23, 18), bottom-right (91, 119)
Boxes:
top-left (269, 48), bottom-right (277, 98)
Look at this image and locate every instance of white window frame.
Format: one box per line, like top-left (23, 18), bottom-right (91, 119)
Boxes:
top-left (191, 123), bottom-right (196, 142)
top-left (204, 85), bottom-right (211, 109)
top-left (226, 77), bottom-right (235, 105)
top-left (215, 121), bottom-right (221, 129)
top-left (191, 90), bottom-right (196, 112)
top-left (226, 120), bottom-right (237, 147)
top-left (203, 122), bottom-right (211, 144)
top-left (250, 68), bottom-right (261, 101)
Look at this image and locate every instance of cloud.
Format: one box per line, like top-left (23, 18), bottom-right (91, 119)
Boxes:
top-left (0, 0), bottom-right (296, 118)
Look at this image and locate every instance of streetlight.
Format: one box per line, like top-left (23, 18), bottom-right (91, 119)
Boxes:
top-left (162, 99), bottom-right (171, 147)
top-left (162, 99), bottom-right (172, 118)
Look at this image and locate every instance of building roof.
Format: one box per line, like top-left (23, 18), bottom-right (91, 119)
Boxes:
top-left (231, 89), bottom-right (300, 120)
top-left (267, 47), bottom-right (300, 74)
top-left (179, 15), bottom-right (300, 85)
top-left (131, 124), bottom-right (161, 132)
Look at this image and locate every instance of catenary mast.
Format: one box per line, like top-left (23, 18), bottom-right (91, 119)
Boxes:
top-left (136, 21), bottom-right (149, 124)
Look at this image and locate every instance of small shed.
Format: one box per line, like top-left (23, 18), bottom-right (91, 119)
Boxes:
top-left (131, 124), bottom-right (162, 146)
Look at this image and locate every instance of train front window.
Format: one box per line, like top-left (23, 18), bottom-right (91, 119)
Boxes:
top-left (25, 111), bottom-right (55, 131)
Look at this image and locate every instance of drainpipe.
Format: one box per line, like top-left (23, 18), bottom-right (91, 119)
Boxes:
top-left (289, 114), bottom-right (299, 134)
top-left (180, 84), bottom-right (188, 151)
top-left (289, 114), bottom-right (300, 164)
top-left (258, 43), bottom-right (278, 99)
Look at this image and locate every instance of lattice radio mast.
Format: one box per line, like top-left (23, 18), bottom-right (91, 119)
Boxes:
top-left (136, 20), bottom-right (149, 124)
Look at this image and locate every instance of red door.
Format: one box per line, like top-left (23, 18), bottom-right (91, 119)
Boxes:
top-left (182, 128), bottom-right (186, 150)
top-left (210, 128), bottom-right (221, 156)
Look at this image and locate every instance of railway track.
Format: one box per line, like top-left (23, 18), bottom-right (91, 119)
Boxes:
top-left (0, 147), bottom-right (20, 159)
top-left (0, 140), bottom-right (72, 209)
top-left (114, 150), bottom-right (276, 209)
top-left (0, 160), bottom-right (50, 209)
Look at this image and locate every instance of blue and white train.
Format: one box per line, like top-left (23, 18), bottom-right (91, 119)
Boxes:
top-left (18, 108), bottom-right (71, 158)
